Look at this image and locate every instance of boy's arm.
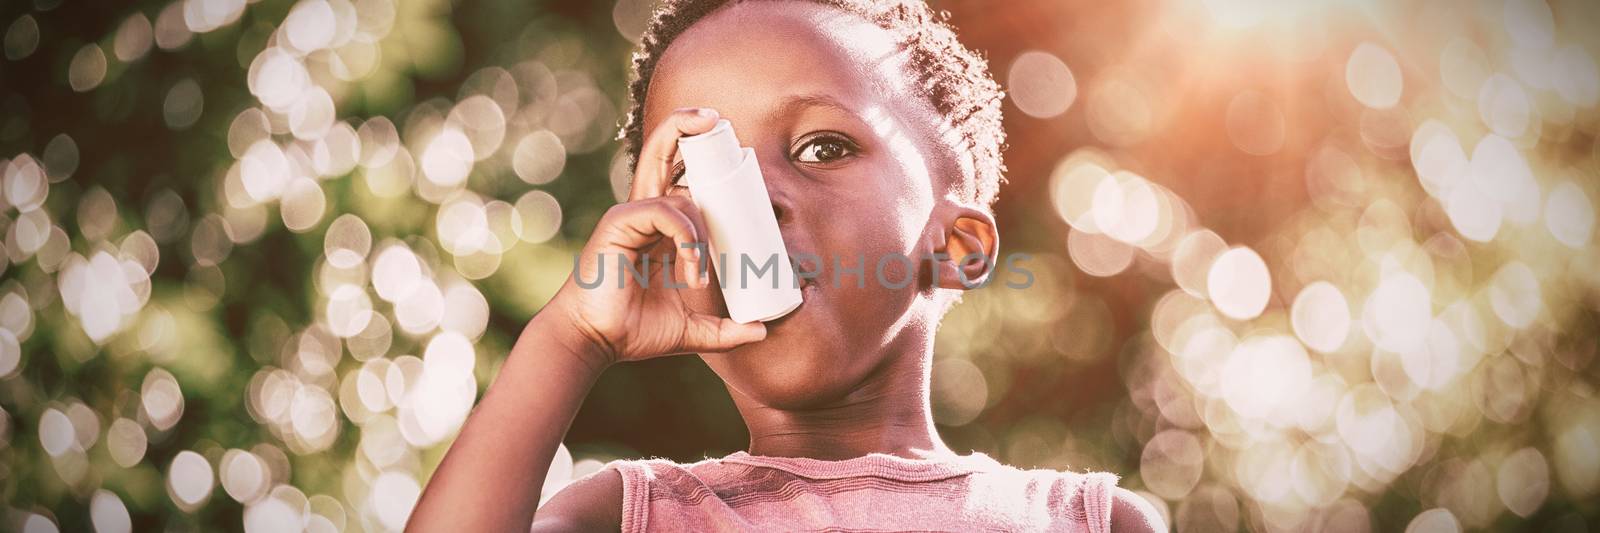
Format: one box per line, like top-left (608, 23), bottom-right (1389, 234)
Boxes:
top-left (408, 107), bottom-right (757, 532)
top-left (406, 310), bottom-right (613, 533)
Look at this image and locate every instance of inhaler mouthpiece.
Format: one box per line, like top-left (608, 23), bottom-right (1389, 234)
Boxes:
top-left (678, 119), bottom-right (804, 324)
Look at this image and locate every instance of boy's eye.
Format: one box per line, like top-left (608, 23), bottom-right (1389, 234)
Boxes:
top-left (669, 160), bottom-right (687, 186)
top-left (793, 133), bottom-right (858, 164)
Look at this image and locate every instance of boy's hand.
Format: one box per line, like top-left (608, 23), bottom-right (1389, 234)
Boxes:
top-left (541, 107), bottom-right (766, 369)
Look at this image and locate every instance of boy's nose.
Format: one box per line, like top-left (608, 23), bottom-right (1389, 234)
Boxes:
top-left (758, 151), bottom-right (796, 225)
top-left (769, 187), bottom-right (792, 224)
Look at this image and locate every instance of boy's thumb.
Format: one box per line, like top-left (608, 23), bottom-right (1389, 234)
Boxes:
top-left (681, 313), bottom-right (767, 353)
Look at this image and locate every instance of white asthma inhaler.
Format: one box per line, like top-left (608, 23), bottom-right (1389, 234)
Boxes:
top-left (676, 118), bottom-right (804, 323)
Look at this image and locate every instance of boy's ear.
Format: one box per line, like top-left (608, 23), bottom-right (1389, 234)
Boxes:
top-left (928, 205), bottom-right (999, 290)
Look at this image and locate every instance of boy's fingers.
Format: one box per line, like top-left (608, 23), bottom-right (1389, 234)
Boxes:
top-left (600, 198), bottom-right (709, 289)
top-left (631, 107), bottom-right (720, 201)
top-left (603, 201), bottom-right (699, 259)
top-left (680, 313), bottom-right (767, 353)
top-left (679, 236), bottom-right (703, 289)
top-left (659, 196), bottom-right (710, 286)
top-left (663, 188), bottom-right (703, 227)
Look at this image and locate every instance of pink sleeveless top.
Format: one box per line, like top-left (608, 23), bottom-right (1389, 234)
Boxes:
top-left (597, 451), bottom-right (1120, 532)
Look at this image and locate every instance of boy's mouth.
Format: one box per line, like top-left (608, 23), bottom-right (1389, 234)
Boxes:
top-left (791, 251), bottom-right (822, 290)
top-left (766, 271), bottom-right (819, 329)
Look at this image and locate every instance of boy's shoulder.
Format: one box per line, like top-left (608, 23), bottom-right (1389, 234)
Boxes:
top-left (1107, 485), bottom-right (1165, 533)
top-left (967, 461), bottom-right (1164, 533)
top-left (533, 454), bottom-right (1163, 533)
top-left (530, 455), bottom-right (730, 532)
top-left (529, 465), bottom-right (624, 532)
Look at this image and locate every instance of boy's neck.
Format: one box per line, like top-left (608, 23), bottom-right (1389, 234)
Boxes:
top-left (735, 343), bottom-right (953, 461)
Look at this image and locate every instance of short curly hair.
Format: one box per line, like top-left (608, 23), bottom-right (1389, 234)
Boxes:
top-left (617, 0), bottom-right (1008, 209)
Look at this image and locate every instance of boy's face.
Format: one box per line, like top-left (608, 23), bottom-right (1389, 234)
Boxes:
top-left (643, 1), bottom-right (958, 408)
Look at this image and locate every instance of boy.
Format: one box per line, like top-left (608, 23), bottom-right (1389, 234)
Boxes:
top-left (410, 1), bottom-right (1163, 531)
